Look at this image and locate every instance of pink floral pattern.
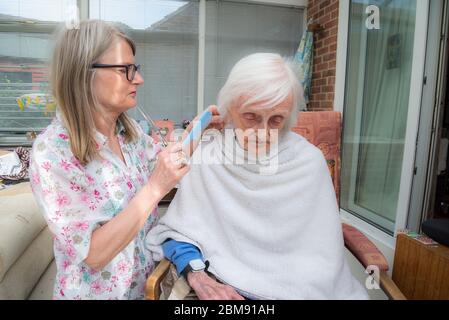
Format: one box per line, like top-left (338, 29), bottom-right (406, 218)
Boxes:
top-left (30, 113), bottom-right (160, 299)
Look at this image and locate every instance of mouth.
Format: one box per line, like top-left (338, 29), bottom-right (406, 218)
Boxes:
top-left (130, 91), bottom-right (137, 97)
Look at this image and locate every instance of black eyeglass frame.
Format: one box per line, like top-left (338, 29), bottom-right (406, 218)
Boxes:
top-left (91, 63), bottom-right (141, 81)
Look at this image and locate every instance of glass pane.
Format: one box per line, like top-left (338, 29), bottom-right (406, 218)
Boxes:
top-left (90, 0), bottom-right (199, 126)
top-left (341, 0), bottom-right (418, 234)
top-left (204, 0), bottom-right (304, 107)
top-left (0, 0), bottom-right (73, 135)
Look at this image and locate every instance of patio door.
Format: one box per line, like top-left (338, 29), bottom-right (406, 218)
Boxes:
top-left (340, 0), bottom-right (429, 235)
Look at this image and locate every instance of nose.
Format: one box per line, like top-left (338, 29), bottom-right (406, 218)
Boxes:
top-left (133, 71), bottom-right (144, 85)
top-left (253, 119), bottom-right (268, 130)
top-left (253, 121), bottom-right (270, 142)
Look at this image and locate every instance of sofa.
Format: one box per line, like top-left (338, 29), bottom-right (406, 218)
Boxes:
top-left (0, 181), bottom-right (55, 300)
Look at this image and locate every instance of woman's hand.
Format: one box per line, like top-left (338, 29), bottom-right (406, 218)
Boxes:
top-left (187, 271), bottom-right (245, 300)
top-left (147, 142), bottom-right (189, 200)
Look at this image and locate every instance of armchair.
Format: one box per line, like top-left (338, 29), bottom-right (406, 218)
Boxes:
top-left (145, 111), bottom-right (406, 300)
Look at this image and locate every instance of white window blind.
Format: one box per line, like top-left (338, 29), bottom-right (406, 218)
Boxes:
top-left (204, 0), bottom-right (305, 107)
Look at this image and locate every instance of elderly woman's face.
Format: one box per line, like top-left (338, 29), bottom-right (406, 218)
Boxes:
top-left (93, 39), bottom-right (144, 115)
top-left (228, 95), bottom-right (293, 154)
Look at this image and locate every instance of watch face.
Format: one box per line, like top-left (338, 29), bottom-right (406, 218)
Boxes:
top-left (190, 259), bottom-right (206, 271)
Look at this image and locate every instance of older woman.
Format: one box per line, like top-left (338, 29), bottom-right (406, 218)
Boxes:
top-left (29, 20), bottom-right (221, 300)
top-left (146, 53), bottom-right (369, 300)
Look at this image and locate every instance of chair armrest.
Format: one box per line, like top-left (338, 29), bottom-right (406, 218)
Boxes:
top-left (145, 258), bottom-right (171, 300)
top-left (342, 223), bottom-right (389, 272)
top-left (380, 271), bottom-right (406, 300)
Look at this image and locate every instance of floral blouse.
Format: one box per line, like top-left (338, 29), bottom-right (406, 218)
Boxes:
top-left (29, 112), bottom-right (160, 300)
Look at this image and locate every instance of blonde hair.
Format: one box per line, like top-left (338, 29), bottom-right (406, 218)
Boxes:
top-left (50, 20), bottom-right (138, 166)
top-left (217, 53), bottom-right (303, 131)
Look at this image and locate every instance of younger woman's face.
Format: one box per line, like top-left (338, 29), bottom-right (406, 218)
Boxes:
top-left (92, 39), bottom-right (144, 116)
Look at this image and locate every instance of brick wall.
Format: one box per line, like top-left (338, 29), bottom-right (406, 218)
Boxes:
top-left (307, 0), bottom-right (339, 111)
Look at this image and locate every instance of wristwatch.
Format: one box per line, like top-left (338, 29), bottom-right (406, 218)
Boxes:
top-left (182, 259), bottom-right (209, 277)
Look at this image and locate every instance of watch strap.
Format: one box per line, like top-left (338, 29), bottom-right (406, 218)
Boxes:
top-left (181, 260), bottom-right (209, 278)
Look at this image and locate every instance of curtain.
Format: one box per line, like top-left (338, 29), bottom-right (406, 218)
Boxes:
top-left (356, 0), bottom-right (417, 222)
top-left (294, 30), bottom-right (314, 110)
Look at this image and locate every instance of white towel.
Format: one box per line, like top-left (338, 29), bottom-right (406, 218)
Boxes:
top-left (146, 130), bottom-right (368, 299)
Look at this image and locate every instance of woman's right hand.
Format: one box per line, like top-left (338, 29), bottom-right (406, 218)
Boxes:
top-left (147, 142), bottom-right (190, 200)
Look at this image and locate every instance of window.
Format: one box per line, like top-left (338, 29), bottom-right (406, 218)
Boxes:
top-left (0, 0), bottom-right (305, 145)
top-left (0, 0), bottom-right (73, 146)
top-left (340, 0), bottom-right (419, 234)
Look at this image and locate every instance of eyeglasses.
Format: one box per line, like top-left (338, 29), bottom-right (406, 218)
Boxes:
top-left (91, 63), bottom-right (141, 81)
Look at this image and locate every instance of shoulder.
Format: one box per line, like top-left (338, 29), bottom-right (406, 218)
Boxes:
top-left (286, 131), bottom-right (325, 158)
top-left (191, 129), bottom-right (224, 160)
top-left (31, 118), bottom-right (71, 161)
top-left (284, 131), bottom-right (328, 170)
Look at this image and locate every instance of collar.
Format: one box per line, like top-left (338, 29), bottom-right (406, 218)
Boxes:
top-left (95, 118), bottom-right (126, 150)
top-left (55, 108), bottom-right (126, 150)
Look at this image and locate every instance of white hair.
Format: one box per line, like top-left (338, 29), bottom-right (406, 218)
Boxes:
top-left (217, 53), bottom-right (304, 131)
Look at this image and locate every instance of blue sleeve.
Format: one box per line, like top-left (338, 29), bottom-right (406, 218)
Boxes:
top-left (162, 239), bottom-right (204, 276)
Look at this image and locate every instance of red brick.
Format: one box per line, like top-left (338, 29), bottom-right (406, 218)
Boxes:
top-left (317, 46), bottom-right (329, 56)
top-left (323, 52), bottom-right (336, 62)
top-left (322, 85), bottom-right (334, 93)
top-left (312, 72), bottom-right (322, 79)
top-left (314, 78), bottom-right (327, 86)
top-left (320, 0), bottom-right (330, 10)
top-left (316, 62), bottom-right (329, 72)
top-left (321, 103), bottom-right (334, 110)
top-left (311, 86), bottom-right (321, 94)
top-left (323, 69), bottom-right (336, 77)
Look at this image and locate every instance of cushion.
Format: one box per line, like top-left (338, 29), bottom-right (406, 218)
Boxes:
top-left (0, 227), bottom-right (53, 299)
top-left (0, 186), bottom-right (48, 281)
top-left (342, 223), bottom-right (389, 272)
top-left (28, 258), bottom-right (56, 300)
top-left (0, 182), bottom-right (33, 197)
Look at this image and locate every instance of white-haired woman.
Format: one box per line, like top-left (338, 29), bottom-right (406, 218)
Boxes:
top-left (146, 53), bottom-right (369, 300)
top-left (29, 20), bottom-right (222, 300)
